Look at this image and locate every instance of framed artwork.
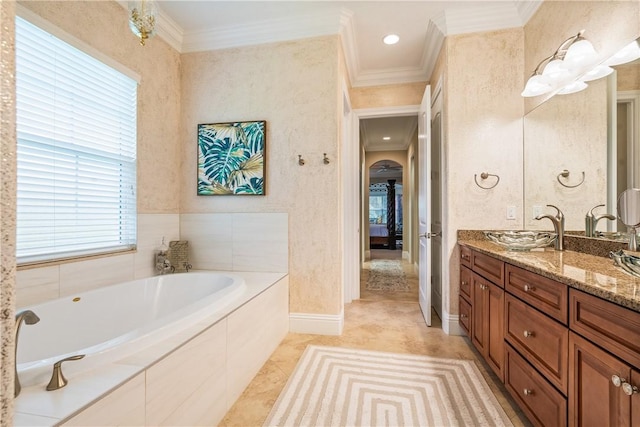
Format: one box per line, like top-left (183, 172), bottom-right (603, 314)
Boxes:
top-left (197, 120), bottom-right (266, 195)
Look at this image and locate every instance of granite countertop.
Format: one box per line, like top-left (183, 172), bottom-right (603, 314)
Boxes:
top-left (458, 236), bottom-right (640, 313)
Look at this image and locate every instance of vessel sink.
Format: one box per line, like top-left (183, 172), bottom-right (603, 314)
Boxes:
top-left (610, 250), bottom-right (640, 278)
top-left (484, 230), bottom-right (556, 251)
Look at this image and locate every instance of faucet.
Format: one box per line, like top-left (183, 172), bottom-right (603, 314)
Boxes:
top-left (14, 310), bottom-right (40, 397)
top-left (585, 204), bottom-right (616, 237)
top-left (535, 204), bottom-right (565, 251)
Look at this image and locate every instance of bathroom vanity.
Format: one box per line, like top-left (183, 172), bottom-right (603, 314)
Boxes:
top-left (458, 237), bottom-right (640, 427)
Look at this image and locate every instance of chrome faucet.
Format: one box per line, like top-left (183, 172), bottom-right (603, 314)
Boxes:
top-left (14, 310), bottom-right (40, 397)
top-left (585, 204), bottom-right (616, 237)
top-left (535, 204), bottom-right (565, 251)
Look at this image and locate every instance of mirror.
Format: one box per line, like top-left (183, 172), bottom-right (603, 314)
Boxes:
top-left (523, 38), bottom-right (640, 238)
top-left (617, 188), bottom-right (640, 249)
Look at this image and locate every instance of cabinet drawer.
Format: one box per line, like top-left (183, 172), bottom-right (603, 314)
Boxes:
top-left (472, 250), bottom-right (504, 287)
top-left (460, 245), bottom-right (472, 268)
top-left (460, 266), bottom-right (472, 302)
top-left (506, 264), bottom-right (568, 324)
top-left (505, 344), bottom-right (567, 427)
top-left (570, 289), bottom-right (640, 369)
top-left (505, 294), bottom-right (569, 394)
top-left (459, 297), bottom-right (471, 337)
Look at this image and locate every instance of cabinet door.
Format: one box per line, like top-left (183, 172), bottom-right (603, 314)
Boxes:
top-left (471, 273), bottom-right (487, 355)
top-left (631, 370), bottom-right (640, 427)
top-left (486, 281), bottom-right (504, 381)
top-left (459, 296), bottom-right (471, 337)
top-left (569, 332), bottom-right (631, 427)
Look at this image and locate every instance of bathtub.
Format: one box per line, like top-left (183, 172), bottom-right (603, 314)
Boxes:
top-left (17, 272), bottom-right (247, 389)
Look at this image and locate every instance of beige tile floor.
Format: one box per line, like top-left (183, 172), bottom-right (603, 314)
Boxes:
top-left (220, 252), bottom-right (528, 426)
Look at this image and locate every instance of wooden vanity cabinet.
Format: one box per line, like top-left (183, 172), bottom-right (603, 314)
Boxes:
top-left (471, 272), bottom-right (504, 381)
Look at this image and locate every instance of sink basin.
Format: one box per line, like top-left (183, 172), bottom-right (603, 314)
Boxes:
top-left (610, 250), bottom-right (640, 278)
top-left (484, 230), bottom-right (556, 251)
top-left (595, 231), bottom-right (629, 242)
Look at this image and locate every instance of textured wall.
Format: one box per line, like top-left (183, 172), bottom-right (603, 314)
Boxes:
top-left (445, 28), bottom-right (525, 317)
top-left (0, 1), bottom-right (16, 424)
top-left (618, 60), bottom-right (640, 91)
top-left (524, 1), bottom-right (640, 114)
top-left (180, 36), bottom-right (343, 315)
top-left (350, 82), bottom-right (428, 109)
top-left (19, 1), bottom-right (182, 214)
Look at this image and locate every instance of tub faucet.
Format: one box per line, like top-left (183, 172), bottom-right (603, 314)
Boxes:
top-left (585, 204), bottom-right (616, 237)
top-left (15, 310), bottom-right (40, 397)
top-left (535, 204), bottom-right (565, 251)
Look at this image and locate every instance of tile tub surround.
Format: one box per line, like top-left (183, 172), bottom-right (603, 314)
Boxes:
top-left (13, 272), bottom-right (288, 426)
top-left (458, 238), bottom-right (640, 313)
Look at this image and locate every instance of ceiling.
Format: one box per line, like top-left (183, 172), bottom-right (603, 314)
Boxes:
top-left (150, 1), bottom-right (541, 152)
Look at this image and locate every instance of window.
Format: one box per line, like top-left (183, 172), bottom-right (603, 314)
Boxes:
top-left (15, 16), bottom-right (137, 264)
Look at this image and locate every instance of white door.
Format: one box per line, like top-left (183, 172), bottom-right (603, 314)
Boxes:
top-left (418, 85), bottom-right (432, 326)
top-left (430, 94), bottom-right (443, 319)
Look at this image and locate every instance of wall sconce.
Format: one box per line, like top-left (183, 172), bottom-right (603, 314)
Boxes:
top-left (521, 30), bottom-right (611, 98)
top-left (128, 0), bottom-right (158, 46)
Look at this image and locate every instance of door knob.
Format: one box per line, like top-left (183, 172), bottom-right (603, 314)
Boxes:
top-left (419, 233), bottom-right (428, 238)
top-left (427, 231), bottom-right (442, 238)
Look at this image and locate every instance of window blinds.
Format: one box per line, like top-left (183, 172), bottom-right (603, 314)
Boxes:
top-left (15, 16), bottom-right (137, 264)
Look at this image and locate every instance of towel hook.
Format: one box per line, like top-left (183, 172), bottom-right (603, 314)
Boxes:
top-left (298, 155), bottom-right (305, 166)
top-left (556, 169), bottom-right (585, 188)
top-left (474, 172), bottom-right (500, 190)
top-left (323, 153), bottom-right (330, 165)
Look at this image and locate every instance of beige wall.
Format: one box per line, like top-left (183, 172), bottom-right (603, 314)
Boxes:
top-left (19, 1), bottom-right (182, 214)
top-left (350, 82), bottom-right (427, 110)
top-left (618, 60), bottom-right (640, 91)
top-left (524, 1), bottom-right (640, 114)
top-left (444, 28), bottom-right (525, 317)
top-left (180, 36), bottom-right (343, 316)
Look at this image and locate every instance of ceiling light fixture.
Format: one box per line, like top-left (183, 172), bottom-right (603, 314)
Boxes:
top-left (383, 34), bottom-right (400, 45)
top-left (128, 0), bottom-right (158, 46)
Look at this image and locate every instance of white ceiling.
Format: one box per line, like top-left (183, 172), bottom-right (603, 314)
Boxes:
top-left (150, 1), bottom-right (541, 152)
top-left (154, 1), bottom-right (541, 87)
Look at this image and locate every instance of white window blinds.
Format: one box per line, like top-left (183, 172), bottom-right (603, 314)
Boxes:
top-left (15, 16), bottom-right (137, 264)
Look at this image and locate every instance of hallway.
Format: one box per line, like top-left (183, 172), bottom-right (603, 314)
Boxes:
top-left (360, 249), bottom-right (418, 303)
top-left (220, 266), bottom-right (527, 426)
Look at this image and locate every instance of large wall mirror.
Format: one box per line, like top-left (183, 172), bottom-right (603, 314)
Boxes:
top-left (524, 36), bottom-right (640, 241)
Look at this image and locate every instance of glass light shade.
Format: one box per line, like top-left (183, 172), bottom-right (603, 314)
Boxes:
top-left (562, 39), bottom-right (598, 69)
top-left (557, 80), bottom-right (588, 95)
top-left (604, 39), bottom-right (640, 66)
top-left (521, 74), bottom-right (552, 97)
top-left (542, 58), bottom-right (570, 83)
top-left (129, 0), bottom-right (158, 45)
top-left (579, 64), bottom-right (614, 82)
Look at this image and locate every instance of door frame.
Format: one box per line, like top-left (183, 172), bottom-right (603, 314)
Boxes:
top-left (349, 105), bottom-right (420, 303)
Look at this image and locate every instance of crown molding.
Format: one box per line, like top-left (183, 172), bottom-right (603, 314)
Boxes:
top-left (339, 9), bottom-right (359, 87)
top-left (181, 9), bottom-right (343, 53)
top-left (156, 8), bottom-right (184, 52)
top-left (444, 3), bottom-right (522, 35)
top-left (515, 0), bottom-right (543, 25)
top-left (421, 21), bottom-right (445, 83)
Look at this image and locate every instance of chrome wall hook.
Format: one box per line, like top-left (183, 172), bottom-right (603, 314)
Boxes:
top-left (557, 169), bottom-right (585, 188)
top-left (474, 172), bottom-right (500, 189)
top-left (298, 155), bottom-right (305, 166)
top-left (323, 153), bottom-right (330, 165)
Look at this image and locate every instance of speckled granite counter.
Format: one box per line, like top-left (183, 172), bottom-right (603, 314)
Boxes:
top-left (458, 237), bottom-right (640, 313)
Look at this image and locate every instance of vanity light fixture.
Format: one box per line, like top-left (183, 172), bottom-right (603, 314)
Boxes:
top-left (522, 30), bottom-right (597, 97)
top-left (557, 80), bottom-right (588, 95)
top-left (605, 39), bottom-right (640, 66)
top-left (128, 0), bottom-right (158, 46)
top-left (383, 34), bottom-right (400, 45)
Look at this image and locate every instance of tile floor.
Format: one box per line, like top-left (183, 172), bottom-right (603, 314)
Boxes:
top-left (220, 251), bottom-right (528, 426)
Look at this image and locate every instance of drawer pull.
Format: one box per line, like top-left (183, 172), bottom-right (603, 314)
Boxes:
top-left (612, 375), bottom-right (626, 388)
top-left (461, 281), bottom-right (467, 287)
top-left (524, 284), bottom-right (535, 292)
top-left (523, 388), bottom-right (533, 396)
top-left (622, 382), bottom-right (639, 396)
top-left (463, 254), bottom-right (470, 260)
top-left (523, 330), bottom-right (534, 338)
top-left (460, 314), bottom-right (467, 319)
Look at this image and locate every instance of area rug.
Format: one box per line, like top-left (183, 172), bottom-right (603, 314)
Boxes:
top-left (263, 345), bottom-right (514, 427)
top-left (366, 259), bottom-right (410, 291)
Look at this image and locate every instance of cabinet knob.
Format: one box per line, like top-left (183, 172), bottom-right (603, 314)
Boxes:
top-left (524, 284), bottom-right (535, 292)
top-left (622, 382), bottom-right (639, 396)
top-left (460, 314), bottom-right (467, 319)
top-left (612, 375), bottom-right (626, 388)
top-left (523, 330), bottom-right (534, 338)
top-left (461, 281), bottom-right (467, 287)
top-left (523, 389), bottom-right (533, 396)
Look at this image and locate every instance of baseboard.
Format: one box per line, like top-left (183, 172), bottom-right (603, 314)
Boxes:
top-left (402, 250), bottom-right (409, 260)
top-left (413, 262), bottom-right (418, 275)
top-left (289, 311), bottom-right (344, 335)
top-left (441, 308), bottom-right (463, 336)
top-left (365, 250), bottom-right (371, 261)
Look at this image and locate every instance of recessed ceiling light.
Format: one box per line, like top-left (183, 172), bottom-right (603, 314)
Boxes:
top-left (383, 34), bottom-right (399, 45)
top-left (383, 136), bottom-right (391, 140)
